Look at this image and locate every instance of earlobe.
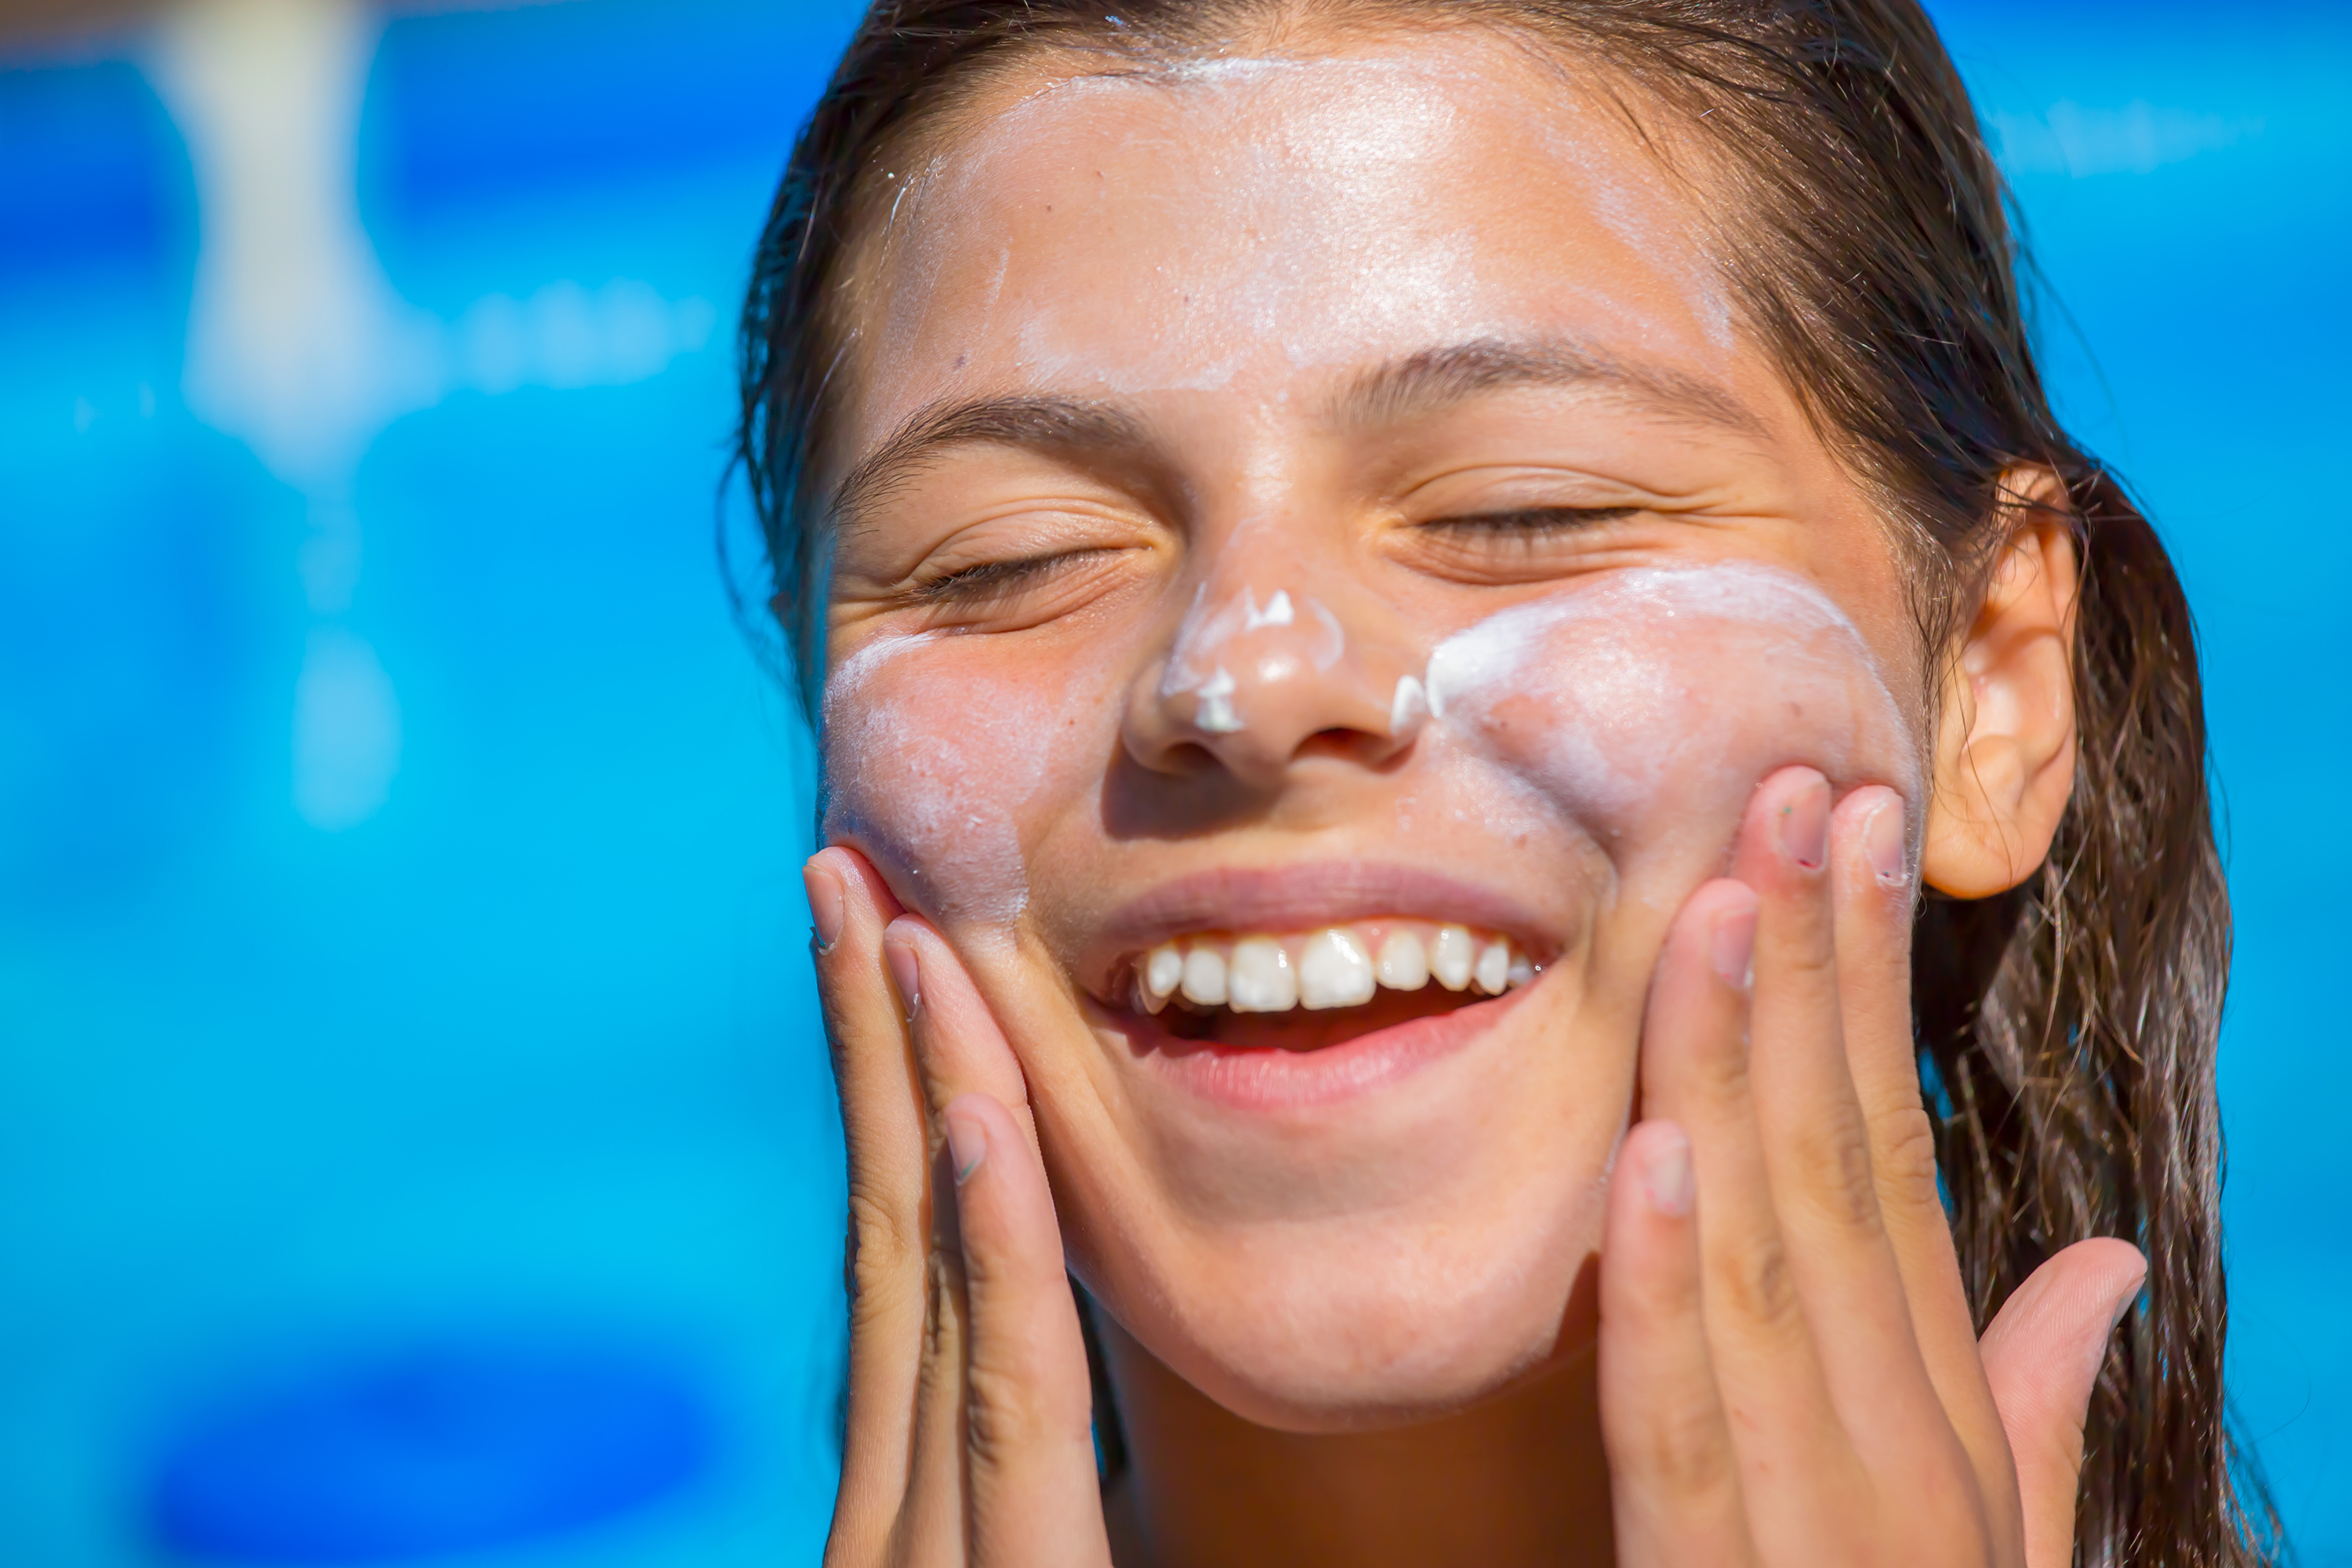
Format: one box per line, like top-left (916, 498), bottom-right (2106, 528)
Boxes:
top-left (1921, 469), bottom-right (2084, 899)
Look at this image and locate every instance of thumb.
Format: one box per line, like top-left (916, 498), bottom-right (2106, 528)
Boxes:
top-left (1978, 1236), bottom-right (2147, 1568)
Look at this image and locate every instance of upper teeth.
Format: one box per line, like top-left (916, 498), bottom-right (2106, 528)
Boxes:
top-left (1133, 923), bottom-right (1537, 1014)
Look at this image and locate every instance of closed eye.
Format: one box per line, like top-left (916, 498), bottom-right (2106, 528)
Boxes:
top-left (1422, 505), bottom-right (1639, 535)
top-left (909, 551), bottom-right (1080, 602)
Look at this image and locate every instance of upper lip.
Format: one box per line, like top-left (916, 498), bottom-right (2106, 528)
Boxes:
top-left (1078, 861), bottom-right (1556, 1000)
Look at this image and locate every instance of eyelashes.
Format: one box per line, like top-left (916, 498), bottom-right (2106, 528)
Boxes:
top-left (1420, 505), bottom-right (1639, 539)
top-left (905, 505), bottom-right (1636, 608)
top-left (907, 548), bottom-right (1112, 606)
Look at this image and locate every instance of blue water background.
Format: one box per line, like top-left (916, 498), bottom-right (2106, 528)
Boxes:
top-left (1, 1), bottom-right (2343, 1560)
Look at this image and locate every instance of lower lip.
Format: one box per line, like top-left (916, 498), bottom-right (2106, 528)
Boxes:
top-left (1120, 987), bottom-right (1532, 1112)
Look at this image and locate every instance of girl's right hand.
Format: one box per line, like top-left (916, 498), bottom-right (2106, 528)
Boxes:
top-left (804, 846), bottom-right (1115, 1568)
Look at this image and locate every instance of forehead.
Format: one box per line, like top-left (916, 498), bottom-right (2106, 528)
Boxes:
top-left (843, 27), bottom-right (1745, 455)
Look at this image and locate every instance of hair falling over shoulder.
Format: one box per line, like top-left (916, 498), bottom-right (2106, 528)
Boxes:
top-left (734, 1), bottom-right (2277, 1561)
top-left (1915, 470), bottom-right (2256, 1568)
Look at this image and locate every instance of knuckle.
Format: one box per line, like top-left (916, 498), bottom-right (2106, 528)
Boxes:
top-left (964, 1352), bottom-right (1089, 1458)
top-left (1690, 1023), bottom-right (1756, 1107)
top-left (845, 1188), bottom-right (923, 1306)
top-left (1781, 942), bottom-right (1838, 987)
top-left (964, 1360), bottom-right (1047, 1452)
top-left (1635, 1398), bottom-right (1740, 1501)
top-left (1714, 1232), bottom-right (1803, 1335)
top-left (1792, 1109), bottom-right (1884, 1232)
top-left (1768, 916), bottom-right (1839, 986)
top-left (1874, 1106), bottom-right (1944, 1199)
top-left (917, 1253), bottom-right (967, 1367)
top-left (848, 1185), bottom-right (921, 1269)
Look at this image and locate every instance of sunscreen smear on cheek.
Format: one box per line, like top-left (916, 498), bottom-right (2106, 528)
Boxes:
top-left (822, 633), bottom-right (1103, 934)
top-left (1425, 563), bottom-right (1921, 859)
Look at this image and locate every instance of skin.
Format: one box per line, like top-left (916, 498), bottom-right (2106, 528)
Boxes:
top-left (799, 25), bottom-right (2144, 1568)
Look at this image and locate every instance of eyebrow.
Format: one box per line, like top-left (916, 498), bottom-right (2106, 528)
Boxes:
top-left (828, 395), bottom-right (1154, 530)
top-left (826, 336), bottom-right (1762, 524)
top-left (1332, 336), bottom-right (1766, 437)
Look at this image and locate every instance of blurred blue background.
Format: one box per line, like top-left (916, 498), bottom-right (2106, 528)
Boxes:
top-left (0, 0), bottom-right (2343, 1561)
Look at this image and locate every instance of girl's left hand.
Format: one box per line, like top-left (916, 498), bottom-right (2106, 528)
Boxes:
top-left (1599, 766), bottom-right (2147, 1568)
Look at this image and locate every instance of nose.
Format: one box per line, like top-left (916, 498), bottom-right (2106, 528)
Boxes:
top-left (1123, 579), bottom-right (1428, 790)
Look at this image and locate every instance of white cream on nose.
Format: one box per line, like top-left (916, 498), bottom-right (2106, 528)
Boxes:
top-left (1160, 584), bottom-right (1348, 737)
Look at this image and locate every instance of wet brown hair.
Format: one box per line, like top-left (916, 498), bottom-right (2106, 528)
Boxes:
top-left (734, 2), bottom-right (2274, 1562)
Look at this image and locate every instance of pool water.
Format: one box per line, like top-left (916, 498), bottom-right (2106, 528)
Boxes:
top-left (1, 1), bottom-right (2343, 1561)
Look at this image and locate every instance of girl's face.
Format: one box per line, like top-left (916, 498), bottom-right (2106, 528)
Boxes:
top-left (822, 29), bottom-right (1926, 1429)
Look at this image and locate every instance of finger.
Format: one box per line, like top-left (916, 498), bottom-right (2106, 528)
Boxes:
top-left (948, 1092), bottom-right (1114, 1568)
top-left (884, 916), bottom-right (1036, 1137)
top-left (1727, 769), bottom-right (1951, 1461)
top-left (1828, 787), bottom-right (2016, 1501)
top-left (887, 925), bottom-right (1109, 1568)
top-left (1600, 1118), bottom-right (1755, 1568)
top-left (808, 849), bottom-right (931, 1567)
top-left (1637, 876), bottom-right (1845, 1489)
top-left (1980, 1239), bottom-right (2147, 1568)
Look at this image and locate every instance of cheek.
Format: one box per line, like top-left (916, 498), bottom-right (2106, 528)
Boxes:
top-left (1428, 567), bottom-right (1920, 874)
top-left (822, 643), bottom-right (1113, 935)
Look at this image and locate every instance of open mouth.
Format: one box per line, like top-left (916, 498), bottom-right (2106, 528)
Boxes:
top-left (1107, 920), bottom-right (1540, 1052)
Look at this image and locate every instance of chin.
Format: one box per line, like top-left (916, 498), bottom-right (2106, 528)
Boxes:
top-left (1082, 1176), bottom-right (1608, 1433)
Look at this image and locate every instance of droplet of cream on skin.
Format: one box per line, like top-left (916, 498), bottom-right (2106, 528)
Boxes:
top-left (1244, 590), bottom-right (1294, 630)
top-left (1195, 666), bottom-right (1244, 733)
top-left (1389, 675), bottom-right (1428, 738)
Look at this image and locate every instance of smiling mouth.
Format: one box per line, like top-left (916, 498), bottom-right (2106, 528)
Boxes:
top-left (1109, 920), bottom-right (1540, 1051)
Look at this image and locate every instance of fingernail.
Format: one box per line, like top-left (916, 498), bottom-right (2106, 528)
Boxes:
top-left (1864, 796), bottom-right (1908, 887)
top-left (804, 860), bottom-right (846, 953)
top-left (884, 936), bottom-right (920, 1017)
top-left (946, 1104), bottom-right (988, 1185)
top-left (1711, 902), bottom-right (1756, 989)
top-left (1779, 773), bottom-right (1831, 869)
top-left (1642, 1124), bottom-right (1694, 1217)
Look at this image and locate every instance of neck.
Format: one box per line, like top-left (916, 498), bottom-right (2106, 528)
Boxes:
top-left (1097, 1313), bottom-right (1615, 1568)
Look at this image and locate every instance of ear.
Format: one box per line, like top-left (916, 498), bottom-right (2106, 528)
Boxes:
top-left (1921, 468), bottom-right (2084, 899)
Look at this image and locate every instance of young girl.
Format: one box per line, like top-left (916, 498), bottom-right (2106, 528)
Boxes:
top-left (736, 2), bottom-right (2267, 1563)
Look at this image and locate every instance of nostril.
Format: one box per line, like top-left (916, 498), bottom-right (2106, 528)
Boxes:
top-left (1157, 739), bottom-right (1225, 775)
top-left (1294, 727), bottom-right (1406, 768)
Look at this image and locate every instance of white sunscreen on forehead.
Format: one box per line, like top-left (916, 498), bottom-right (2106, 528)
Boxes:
top-left (855, 42), bottom-right (1738, 430)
